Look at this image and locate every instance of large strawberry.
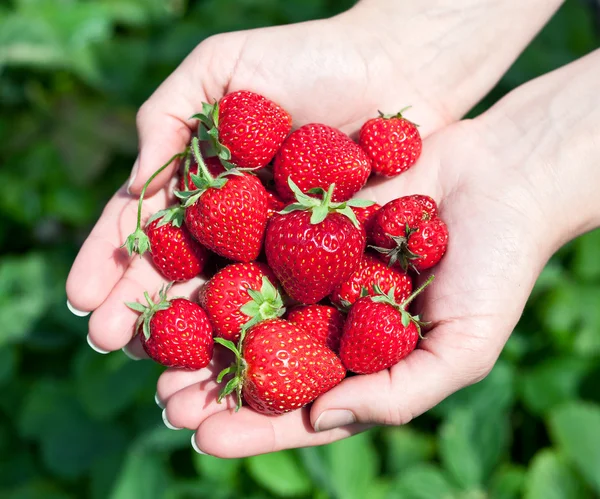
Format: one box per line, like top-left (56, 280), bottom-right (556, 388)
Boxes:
top-left (339, 276), bottom-right (433, 374)
top-left (330, 253), bottom-right (412, 309)
top-left (200, 262), bottom-right (284, 342)
top-left (359, 108), bottom-right (422, 177)
top-left (176, 138), bottom-right (268, 262)
top-left (194, 90), bottom-right (292, 170)
top-left (371, 195), bottom-right (448, 272)
top-left (273, 123), bottom-right (372, 202)
top-left (216, 319), bottom-right (345, 414)
top-left (265, 180), bottom-right (370, 304)
top-left (287, 304), bottom-right (345, 353)
top-left (126, 284), bottom-right (213, 369)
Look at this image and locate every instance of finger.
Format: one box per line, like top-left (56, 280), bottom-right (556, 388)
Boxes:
top-left (193, 406), bottom-right (370, 458)
top-left (128, 44), bottom-right (217, 196)
top-left (88, 264), bottom-right (206, 352)
top-left (310, 322), bottom-right (500, 431)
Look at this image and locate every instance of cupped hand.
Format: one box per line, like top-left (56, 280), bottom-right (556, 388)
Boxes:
top-left (65, 8), bottom-right (464, 352)
top-left (154, 117), bottom-right (559, 457)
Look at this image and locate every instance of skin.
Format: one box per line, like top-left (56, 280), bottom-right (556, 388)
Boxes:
top-left (66, 0), bottom-right (600, 457)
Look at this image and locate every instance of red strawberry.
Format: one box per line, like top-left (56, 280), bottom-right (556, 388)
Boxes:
top-left (273, 124), bottom-right (372, 202)
top-left (330, 253), bottom-right (412, 309)
top-left (123, 202), bottom-right (208, 282)
top-left (200, 262), bottom-right (284, 342)
top-left (371, 195), bottom-right (448, 272)
top-left (216, 319), bottom-right (345, 414)
top-left (265, 189), bottom-right (287, 219)
top-left (352, 202), bottom-right (381, 235)
top-left (195, 90), bottom-right (292, 170)
top-left (126, 285), bottom-right (213, 369)
top-left (339, 276), bottom-right (433, 374)
top-left (287, 304), bottom-right (345, 353)
top-left (177, 139), bottom-right (268, 262)
top-left (178, 156), bottom-right (225, 191)
top-left (359, 109), bottom-right (422, 177)
top-left (265, 180), bottom-right (369, 304)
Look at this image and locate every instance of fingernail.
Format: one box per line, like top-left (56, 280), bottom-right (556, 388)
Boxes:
top-left (162, 409), bottom-right (182, 430)
top-left (155, 393), bottom-right (165, 409)
top-left (86, 335), bottom-right (110, 354)
top-left (313, 409), bottom-right (356, 432)
top-left (122, 345), bottom-right (143, 361)
top-left (67, 300), bottom-right (90, 317)
top-left (191, 433), bottom-right (207, 455)
top-left (126, 157), bottom-right (140, 195)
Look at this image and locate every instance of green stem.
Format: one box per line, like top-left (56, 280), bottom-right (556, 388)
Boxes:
top-left (401, 274), bottom-right (435, 308)
top-left (190, 137), bottom-right (213, 181)
top-left (182, 151), bottom-right (192, 191)
top-left (133, 152), bottom-right (185, 232)
top-left (144, 291), bottom-right (154, 308)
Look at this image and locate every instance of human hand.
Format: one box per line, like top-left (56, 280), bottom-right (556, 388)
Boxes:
top-left (155, 50), bottom-right (600, 457)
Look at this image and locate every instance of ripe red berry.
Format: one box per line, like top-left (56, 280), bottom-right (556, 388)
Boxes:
top-left (273, 123), bottom-right (371, 202)
top-left (287, 304), bottom-right (345, 353)
top-left (359, 109), bottom-right (422, 177)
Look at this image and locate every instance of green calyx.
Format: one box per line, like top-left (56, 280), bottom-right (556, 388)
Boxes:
top-left (214, 276), bottom-right (285, 411)
top-left (125, 283), bottom-right (174, 341)
top-left (174, 136), bottom-right (243, 207)
top-left (191, 102), bottom-right (237, 170)
top-left (279, 178), bottom-right (374, 229)
top-left (123, 204), bottom-right (185, 256)
top-left (122, 150), bottom-right (188, 256)
top-left (370, 225), bottom-right (422, 272)
top-left (369, 275), bottom-right (435, 337)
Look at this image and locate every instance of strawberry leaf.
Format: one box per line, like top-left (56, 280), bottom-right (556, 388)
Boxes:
top-left (345, 198), bottom-right (375, 208)
top-left (214, 338), bottom-right (240, 358)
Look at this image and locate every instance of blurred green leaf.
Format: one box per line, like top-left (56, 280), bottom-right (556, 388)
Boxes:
top-left (520, 357), bottom-right (594, 416)
top-left (439, 405), bottom-right (510, 489)
top-left (109, 450), bottom-right (169, 499)
top-left (392, 464), bottom-right (458, 499)
top-left (523, 449), bottom-right (588, 499)
top-left (572, 229), bottom-right (600, 282)
top-left (0, 254), bottom-right (51, 346)
top-left (488, 465), bottom-right (526, 499)
top-left (324, 431), bottom-right (379, 499)
top-left (194, 451), bottom-right (242, 483)
top-left (247, 450), bottom-right (312, 497)
top-left (4, 481), bottom-right (73, 499)
top-left (0, 346), bottom-right (17, 383)
top-left (384, 426), bottom-right (436, 475)
top-left (548, 402), bottom-right (600, 494)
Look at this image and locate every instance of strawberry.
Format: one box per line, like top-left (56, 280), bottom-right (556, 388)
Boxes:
top-left (126, 284), bottom-right (213, 369)
top-left (265, 188), bottom-right (287, 219)
top-left (352, 202), bottom-right (381, 235)
top-left (359, 108), bottom-right (422, 177)
top-left (178, 156), bottom-right (225, 191)
top-left (330, 253), bottom-right (412, 309)
top-left (371, 195), bottom-right (448, 272)
top-left (194, 90), bottom-right (292, 170)
top-left (273, 123), bottom-right (372, 202)
top-left (216, 319), bottom-right (345, 414)
top-left (265, 180), bottom-right (370, 304)
top-left (176, 138), bottom-right (268, 262)
top-left (287, 304), bottom-right (345, 353)
top-left (339, 276), bottom-right (433, 374)
top-left (200, 262), bottom-right (284, 342)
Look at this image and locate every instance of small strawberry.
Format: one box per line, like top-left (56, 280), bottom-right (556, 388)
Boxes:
top-left (176, 138), bottom-right (268, 262)
top-left (265, 188), bottom-right (287, 219)
top-left (330, 253), bottom-right (412, 309)
top-left (339, 276), bottom-right (434, 374)
top-left (200, 262), bottom-right (284, 342)
top-left (359, 108), bottom-right (422, 177)
top-left (371, 195), bottom-right (448, 272)
top-left (216, 319), bottom-right (345, 414)
top-left (265, 179), bottom-right (370, 304)
top-left (273, 123), bottom-right (372, 202)
top-left (352, 202), bottom-right (381, 235)
top-left (194, 90), bottom-right (292, 170)
top-left (126, 284), bottom-right (213, 369)
top-left (287, 304), bottom-right (345, 353)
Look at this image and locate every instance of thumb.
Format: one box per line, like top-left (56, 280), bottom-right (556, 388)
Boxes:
top-left (126, 41), bottom-right (224, 197)
top-left (310, 326), bottom-right (498, 431)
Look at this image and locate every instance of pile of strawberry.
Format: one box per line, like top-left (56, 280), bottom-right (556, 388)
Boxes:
top-left (124, 91), bottom-right (449, 415)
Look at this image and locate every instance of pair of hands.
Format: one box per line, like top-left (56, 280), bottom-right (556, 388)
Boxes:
top-left (66, 6), bottom-right (592, 457)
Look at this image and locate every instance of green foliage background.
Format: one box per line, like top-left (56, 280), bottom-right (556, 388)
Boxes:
top-left (1, 0), bottom-right (600, 497)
